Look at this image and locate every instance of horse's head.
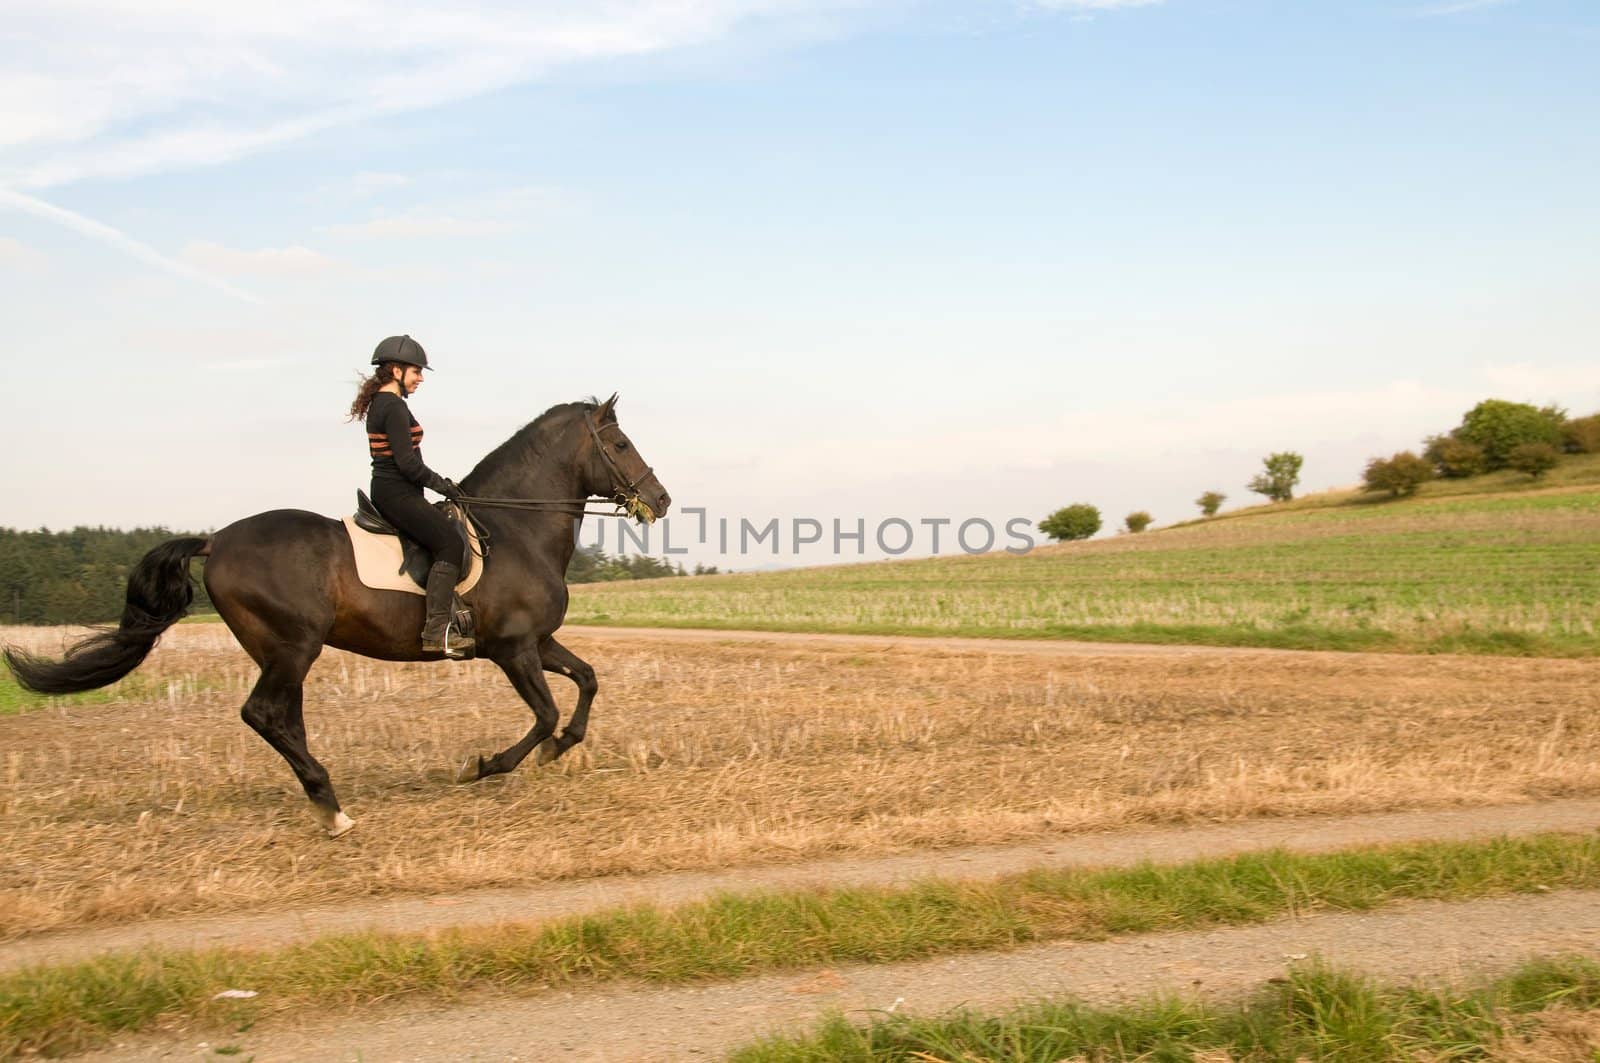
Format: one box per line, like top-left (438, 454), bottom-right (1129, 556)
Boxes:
top-left (584, 394), bottom-right (671, 522)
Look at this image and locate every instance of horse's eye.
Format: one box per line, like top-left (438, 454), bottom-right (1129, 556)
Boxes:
top-left (616, 442), bottom-right (629, 451)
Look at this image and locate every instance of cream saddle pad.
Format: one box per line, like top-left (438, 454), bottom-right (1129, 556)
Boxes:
top-left (342, 517), bottom-right (485, 597)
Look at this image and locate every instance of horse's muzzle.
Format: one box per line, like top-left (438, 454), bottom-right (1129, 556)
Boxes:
top-left (622, 484), bottom-right (671, 524)
top-left (635, 474), bottom-right (670, 523)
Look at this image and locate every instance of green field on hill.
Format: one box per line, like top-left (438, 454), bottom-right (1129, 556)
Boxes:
top-left (568, 475), bottom-right (1600, 657)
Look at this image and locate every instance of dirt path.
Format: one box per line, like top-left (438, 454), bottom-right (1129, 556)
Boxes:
top-left (12, 797), bottom-right (1600, 974)
top-left (73, 889), bottom-right (1600, 1062)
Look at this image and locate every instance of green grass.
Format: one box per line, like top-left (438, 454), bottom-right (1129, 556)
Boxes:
top-left (0, 673), bottom-right (29, 715)
top-left (568, 477), bottom-right (1600, 656)
top-left (731, 954), bottom-right (1600, 1062)
top-left (0, 669), bottom-right (218, 717)
top-left (0, 671), bottom-right (120, 716)
top-left (5, 833), bottom-right (1600, 1058)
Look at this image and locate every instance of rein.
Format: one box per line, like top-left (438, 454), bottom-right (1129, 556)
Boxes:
top-left (454, 496), bottom-right (629, 518)
top-left (445, 409), bottom-right (658, 562)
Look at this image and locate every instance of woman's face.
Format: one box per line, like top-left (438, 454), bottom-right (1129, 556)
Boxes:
top-left (398, 365), bottom-right (424, 395)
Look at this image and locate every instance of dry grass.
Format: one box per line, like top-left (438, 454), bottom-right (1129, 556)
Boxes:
top-left (3, 623), bottom-right (1600, 938)
top-left (1486, 1005), bottom-right (1600, 1061)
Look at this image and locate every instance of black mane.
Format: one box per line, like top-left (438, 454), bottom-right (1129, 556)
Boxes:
top-left (463, 400), bottom-right (596, 489)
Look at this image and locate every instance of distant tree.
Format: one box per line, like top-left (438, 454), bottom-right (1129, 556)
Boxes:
top-left (1508, 441), bottom-right (1560, 479)
top-left (1423, 434), bottom-right (1488, 478)
top-left (1123, 511), bottom-right (1153, 534)
top-left (1562, 413), bottom-right (1600, 454)
top-left (1039, 504), bottom-right (1101, 542)
top-left (1247, 451), bottom-right (1304, 503)
top-left (565, 545), bottom-right (689, 583)
top-left (1363, 451), bottom-right (1434, 498)
top-left (1195, 491), bottom-right (1226, 517)
top-left (614, 554), bottom-right (682, 580)
top-left (565, 545), bottom-right (606, 583)
top-left (1454, 399), bottom-right (1565, 469)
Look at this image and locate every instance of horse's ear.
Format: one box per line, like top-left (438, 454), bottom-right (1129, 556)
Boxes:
top-left (597, 393), bottom-right (619, 422)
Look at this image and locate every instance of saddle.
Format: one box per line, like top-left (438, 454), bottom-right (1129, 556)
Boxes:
top-left (343, 492), bottom-right (485, 654)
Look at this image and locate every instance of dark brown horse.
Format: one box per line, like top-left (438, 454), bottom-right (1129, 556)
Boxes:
top-left (4, 395), bottom-right (670, 837)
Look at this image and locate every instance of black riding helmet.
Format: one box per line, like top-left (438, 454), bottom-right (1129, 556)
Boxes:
top-left (372, 334), bottom-right (429, 370)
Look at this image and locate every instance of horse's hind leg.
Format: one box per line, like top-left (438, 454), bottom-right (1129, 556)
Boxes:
top-left (537, 636), bottom-right (597, 764)
top-left (456, 644), bottom-right (560, 783)
top-left (240, 646), bottom-right (351, 837)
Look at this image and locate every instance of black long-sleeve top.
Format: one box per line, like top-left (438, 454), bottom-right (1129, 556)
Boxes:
top-left (366, 392), bottom-right (449, 493)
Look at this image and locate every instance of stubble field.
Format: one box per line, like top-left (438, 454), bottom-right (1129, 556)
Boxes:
top-left (4, 621), bottom-right (1598, 941)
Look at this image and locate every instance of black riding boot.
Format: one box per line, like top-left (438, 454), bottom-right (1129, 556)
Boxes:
top-left (420, 561), bottom-right (473, 659)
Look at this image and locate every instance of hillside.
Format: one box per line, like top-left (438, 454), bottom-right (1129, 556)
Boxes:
top-left (1185, 448), bottom-right (1600, 523)
top-left (567, 458), bottom-right (1600, 656)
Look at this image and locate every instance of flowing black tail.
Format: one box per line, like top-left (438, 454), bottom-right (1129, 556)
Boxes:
top-left (4, 536), bottom-right (210, 695)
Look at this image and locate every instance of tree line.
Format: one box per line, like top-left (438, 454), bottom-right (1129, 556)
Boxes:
top-left (565, 546), bottom-right (719, 583)
top-left (0, 527), bottom-right (711, 626)
top-left (0, 526), bottom-right (211, 626)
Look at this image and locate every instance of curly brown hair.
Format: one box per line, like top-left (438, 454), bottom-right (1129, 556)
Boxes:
top-left (348, 362), bottom-right (403, 421)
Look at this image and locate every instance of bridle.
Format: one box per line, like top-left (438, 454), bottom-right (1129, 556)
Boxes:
top-left (585, 415), bottom-right (658, 523)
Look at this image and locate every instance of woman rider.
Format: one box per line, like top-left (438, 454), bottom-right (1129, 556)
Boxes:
top-left (348, 335), bottom-right (473, 658)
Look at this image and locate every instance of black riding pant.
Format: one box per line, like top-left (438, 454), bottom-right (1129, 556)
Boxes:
top-left (370, 479), bottom-right (464, 570)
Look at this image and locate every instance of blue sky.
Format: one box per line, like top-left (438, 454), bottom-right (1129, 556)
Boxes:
top-left (2, 0), bottom-right (1597, 565)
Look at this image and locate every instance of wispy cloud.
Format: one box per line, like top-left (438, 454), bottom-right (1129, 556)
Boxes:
top-left (348, 172), bottom-right (414, 196)
top-left (300, 170), bottom-right (419, 209)
top-left (1029, 0), bottom-right (1162, 10)
top-left (0, 187), bottom-right (264, 303)
top-left (0, 1), bottom-right (874, 191)
top-left (1411, 0), bottom-right (1516, 16)
top-left (325, 186), bottom-right (576, 240)
top-left (181, 241), bottom-right (338, 276)
top-left (2, 3), bottom-right (844, 296)
top-left (327, 215), bottom-right (506, 240)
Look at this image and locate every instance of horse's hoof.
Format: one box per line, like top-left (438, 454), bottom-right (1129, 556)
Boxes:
top-left (534, 738), bottom-right (559, 766)
top-left (456, 755), bottom-right (482, 784)
top-left (318, 809), bottom-right (356, 838)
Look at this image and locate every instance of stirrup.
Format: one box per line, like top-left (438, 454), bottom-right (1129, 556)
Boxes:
top-left (423, 626), bottom-right (474, 660)
top-left (444, 627), bottom-right (474, 659)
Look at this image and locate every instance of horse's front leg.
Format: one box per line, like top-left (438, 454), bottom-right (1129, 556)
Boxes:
top-left (456, 644), bottom-right (560, 783)
top-left (535, 635), bottom-right (597, 764)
